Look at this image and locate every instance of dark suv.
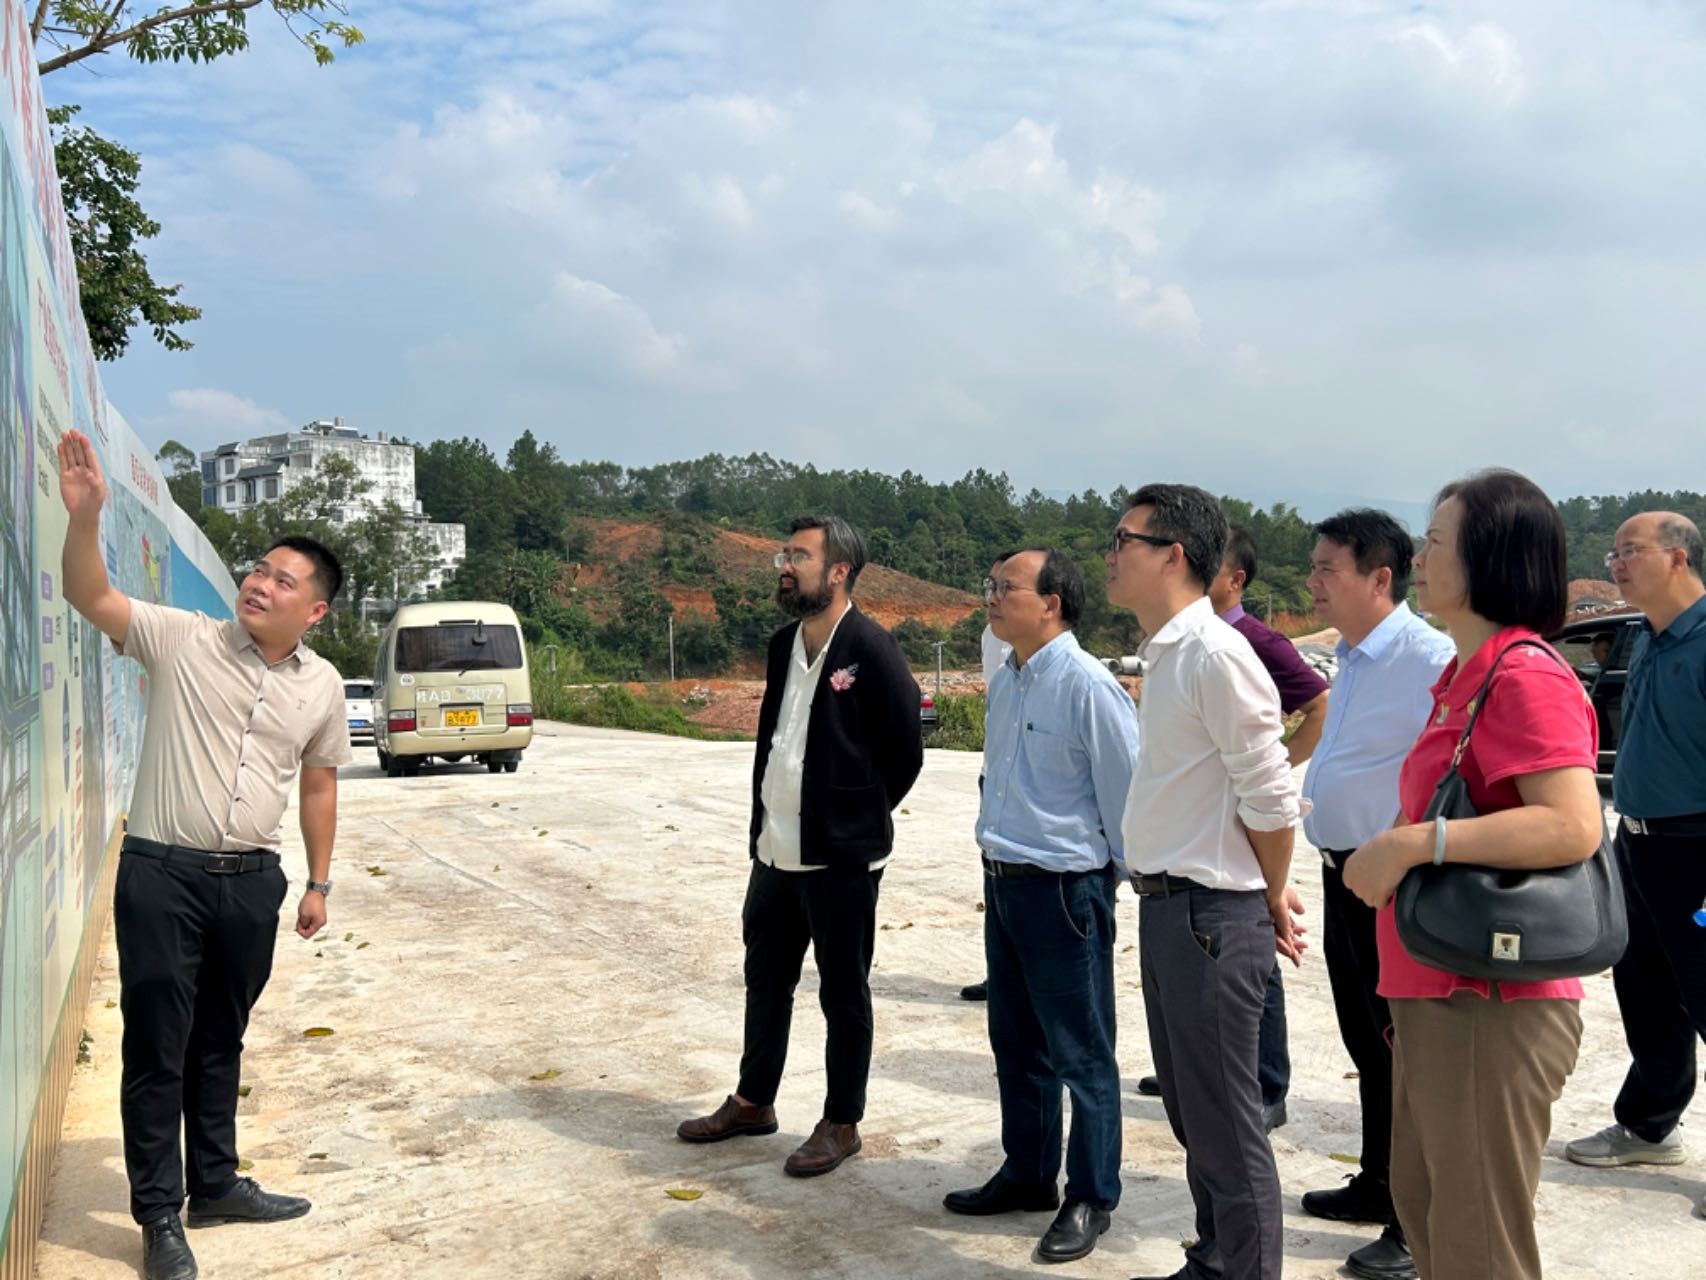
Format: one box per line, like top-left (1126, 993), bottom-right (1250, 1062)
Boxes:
top-left (1547, 611), bottom-right (1643, 783)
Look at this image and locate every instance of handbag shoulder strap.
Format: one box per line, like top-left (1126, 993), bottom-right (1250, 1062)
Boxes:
top-left (1446, 637), bottom-right (1563, 768)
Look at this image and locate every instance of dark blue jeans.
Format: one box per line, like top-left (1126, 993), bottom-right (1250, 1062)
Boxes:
top-left (985, 863), bottom-right (1122, 1210)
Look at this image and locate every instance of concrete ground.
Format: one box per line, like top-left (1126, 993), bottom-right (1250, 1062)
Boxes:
top-left (33, 723), bottom-right (1705, 1280)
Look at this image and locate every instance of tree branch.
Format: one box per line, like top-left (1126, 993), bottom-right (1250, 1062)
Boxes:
top-left (38, 0), bottom-right (266, 75)
top-left (29, 0), bottom-right (53, 45)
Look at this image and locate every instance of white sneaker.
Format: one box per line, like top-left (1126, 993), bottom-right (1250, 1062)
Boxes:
top-left (1565, 1123), bottom-right (1686, 1167)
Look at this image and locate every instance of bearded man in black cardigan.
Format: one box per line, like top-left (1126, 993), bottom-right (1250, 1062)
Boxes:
top-left (678, 514), bottom-right (924, 1176)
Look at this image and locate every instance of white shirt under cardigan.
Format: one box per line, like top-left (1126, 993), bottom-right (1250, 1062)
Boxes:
top-left (755, 604), bottom-right (888, 874)
top-left (1121, 595), bottom-right (1308, 891)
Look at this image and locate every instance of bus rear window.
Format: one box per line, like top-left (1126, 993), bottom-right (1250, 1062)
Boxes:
top-left (396, 624), bottom-right (524, 673)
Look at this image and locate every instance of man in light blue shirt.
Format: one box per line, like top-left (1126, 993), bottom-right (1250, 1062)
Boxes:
top-left (942, 548), bottom-right (1138, 1268)
top-left (1298, 510), bottom-right (1454, 1280)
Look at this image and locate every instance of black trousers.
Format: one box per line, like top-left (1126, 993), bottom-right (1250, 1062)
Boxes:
top-left (1611, 826), bottom-right (1706, 1142)
top-left (114, 849), bottom-right (288, 1223)
top-left (1321, 855), bottom-right (1394, 1194)
top-left (1141, 886), bottom-right (1282, 1280)
top-left (737, 859), bottom-right (883, 1125)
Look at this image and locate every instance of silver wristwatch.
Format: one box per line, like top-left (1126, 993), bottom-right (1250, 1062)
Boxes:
top-left (306, 879), bottom-right (333, 896)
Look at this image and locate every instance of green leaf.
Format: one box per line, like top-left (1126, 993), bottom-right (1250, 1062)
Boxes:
top-left (302, 1027), bottom-right (335, 1038)
top-left (664, 1189), bottom-right (703, 1201)
top-left (528, 1069), bottom-right (562, 1081)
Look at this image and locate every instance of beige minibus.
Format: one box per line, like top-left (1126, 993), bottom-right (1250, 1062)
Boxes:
top-left (373, 602), bottom-right (534, 777)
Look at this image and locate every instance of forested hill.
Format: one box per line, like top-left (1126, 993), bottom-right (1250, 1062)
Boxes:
top-left (1556, 491), bottom-right (1706, 578)
top-left (413, 431), bottom-right (1701, 674)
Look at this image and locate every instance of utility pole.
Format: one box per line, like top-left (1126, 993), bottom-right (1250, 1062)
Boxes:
top-left (668, 616), bottom-right (676, 683)
top-left (932, 640), bottom-right (945, 701)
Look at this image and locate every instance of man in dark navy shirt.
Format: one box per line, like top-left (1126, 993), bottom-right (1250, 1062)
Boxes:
top-left (1135, 525), bottom-right (1328, 1133)
top-left (1567, 512), bottom-right (1706, 1194)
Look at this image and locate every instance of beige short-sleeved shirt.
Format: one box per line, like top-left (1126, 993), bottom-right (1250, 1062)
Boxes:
top-left (117, 599), bottom-right (353, 852)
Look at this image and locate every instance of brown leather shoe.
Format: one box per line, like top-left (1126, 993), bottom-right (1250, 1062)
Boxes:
top-left (676, 1095), bottom-right (779, 1144)
top-left (783, 1119), bottom-right (862, 1177)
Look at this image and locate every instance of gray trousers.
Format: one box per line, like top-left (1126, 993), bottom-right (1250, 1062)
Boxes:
top-left (1139, 886), bottom-right (1282, 1280)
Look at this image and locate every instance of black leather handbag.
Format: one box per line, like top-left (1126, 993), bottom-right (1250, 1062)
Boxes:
top-left (1394, 639), bottom-right (1628, 982)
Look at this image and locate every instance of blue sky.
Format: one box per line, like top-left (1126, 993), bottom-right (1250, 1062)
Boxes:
top-left (41, 1), bottom-right (1706, 511)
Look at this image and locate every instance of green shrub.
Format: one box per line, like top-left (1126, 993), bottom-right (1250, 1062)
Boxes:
top-left (929, 692), bottom-right (985, 752)
top-left (892, 617), bottom-right (949, 666)
top-left (548, 684), bottom-right (748, 741)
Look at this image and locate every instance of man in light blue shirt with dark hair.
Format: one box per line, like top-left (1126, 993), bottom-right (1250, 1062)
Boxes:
top-left (942, 547), bottom-right (1138, 1268)
top-left (1298, 509), bottom-right (1454, 1280)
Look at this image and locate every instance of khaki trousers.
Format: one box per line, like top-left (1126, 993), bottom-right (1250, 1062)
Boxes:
top-left (1390, 992), bottom-right (1581, 1280)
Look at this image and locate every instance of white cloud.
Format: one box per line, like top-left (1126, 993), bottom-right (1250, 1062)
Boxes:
top-left (837, 189), bottom-right (899, 232)
top-left (917, 378), bottom-right (995, 426)
top-left (531, 273), bottom-right (689, 377)
top-left (158, 390), bottom-right (293, 439)
top-left (681, 173), bottom-right (756, 230)
top-left (1394, 21), bottom-right (1527, 105)
top-left (78, 0), bottom-right (1706, 502)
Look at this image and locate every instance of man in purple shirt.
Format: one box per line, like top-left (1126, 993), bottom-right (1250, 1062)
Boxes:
top-left (1136, 526), bottom-right (1328, 1130)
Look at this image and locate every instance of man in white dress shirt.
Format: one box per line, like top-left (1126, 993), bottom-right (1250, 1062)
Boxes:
top-left (1105, 483), bottom-right (1306, 1280)
top-left (1297, 509), bottom-right (1453, 1280)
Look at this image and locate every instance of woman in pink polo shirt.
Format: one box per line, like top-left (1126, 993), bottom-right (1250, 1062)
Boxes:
top-left (1343, 469), bottom-right (1603, 1280)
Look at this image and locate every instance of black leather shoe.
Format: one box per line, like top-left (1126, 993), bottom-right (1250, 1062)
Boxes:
top-left (1136, 1075), bottom-right (1162, 1096)
top-left (960, 981), bottom-right (988, 1001)
top-left (185, 1177), bottom-right (311, 1227)
top-left (1301, 1171), bottom-right (1393, 1225)
top-left (141, 1215), bottom-right (197, 1280)
top-left (1263, 1099), bottom-right (1287, 1133)
top-left (1036, 1200), bottom-right (1110, 1264)
top-left (1344, 1224), bottom-right (1417, 1279)
top-left (943, 1170), bottom-right (1060, 1216)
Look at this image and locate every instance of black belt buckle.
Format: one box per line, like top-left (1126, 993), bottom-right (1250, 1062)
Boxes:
top-left (1134, 871), bottom-right (1195, 897)
top-left (204, 852), bottom-right (242, 875)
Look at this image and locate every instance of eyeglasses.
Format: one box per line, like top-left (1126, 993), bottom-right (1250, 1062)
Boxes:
top-left (983, 578), bottom-right (1041, 601)
top-left (1604, 544), bottom-right (1674, 568)
top-left (1110, 529), bottom-right (1176, 555)
top-left (773, 550), bottom-right (816, 569)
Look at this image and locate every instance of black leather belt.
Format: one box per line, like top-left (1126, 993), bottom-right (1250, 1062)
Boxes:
top-left (122, 835), bottom-right (280, 874)
top-left (982, 856), bottom-right (1054, 879)
top-left (1130, 871), bottom-right (1210, 896)
top-left (1622, 815), bottom-right (1706, 838)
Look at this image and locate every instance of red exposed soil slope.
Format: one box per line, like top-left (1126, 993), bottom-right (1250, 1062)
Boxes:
top-left (575, 517), bottom-right (982, 629)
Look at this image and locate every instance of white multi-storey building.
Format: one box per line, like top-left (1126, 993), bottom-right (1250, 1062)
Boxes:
top-left (198, 418), bottom-right (466, 593)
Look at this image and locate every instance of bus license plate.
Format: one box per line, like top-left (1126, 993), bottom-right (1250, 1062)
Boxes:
top-left (444, 709), bottom-right (480, 727)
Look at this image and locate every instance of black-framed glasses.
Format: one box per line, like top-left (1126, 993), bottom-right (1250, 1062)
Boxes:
top-left (983, 578), bottom-right (1041, 601)
top-left (1110, 529), bottom-right (1176, 555)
